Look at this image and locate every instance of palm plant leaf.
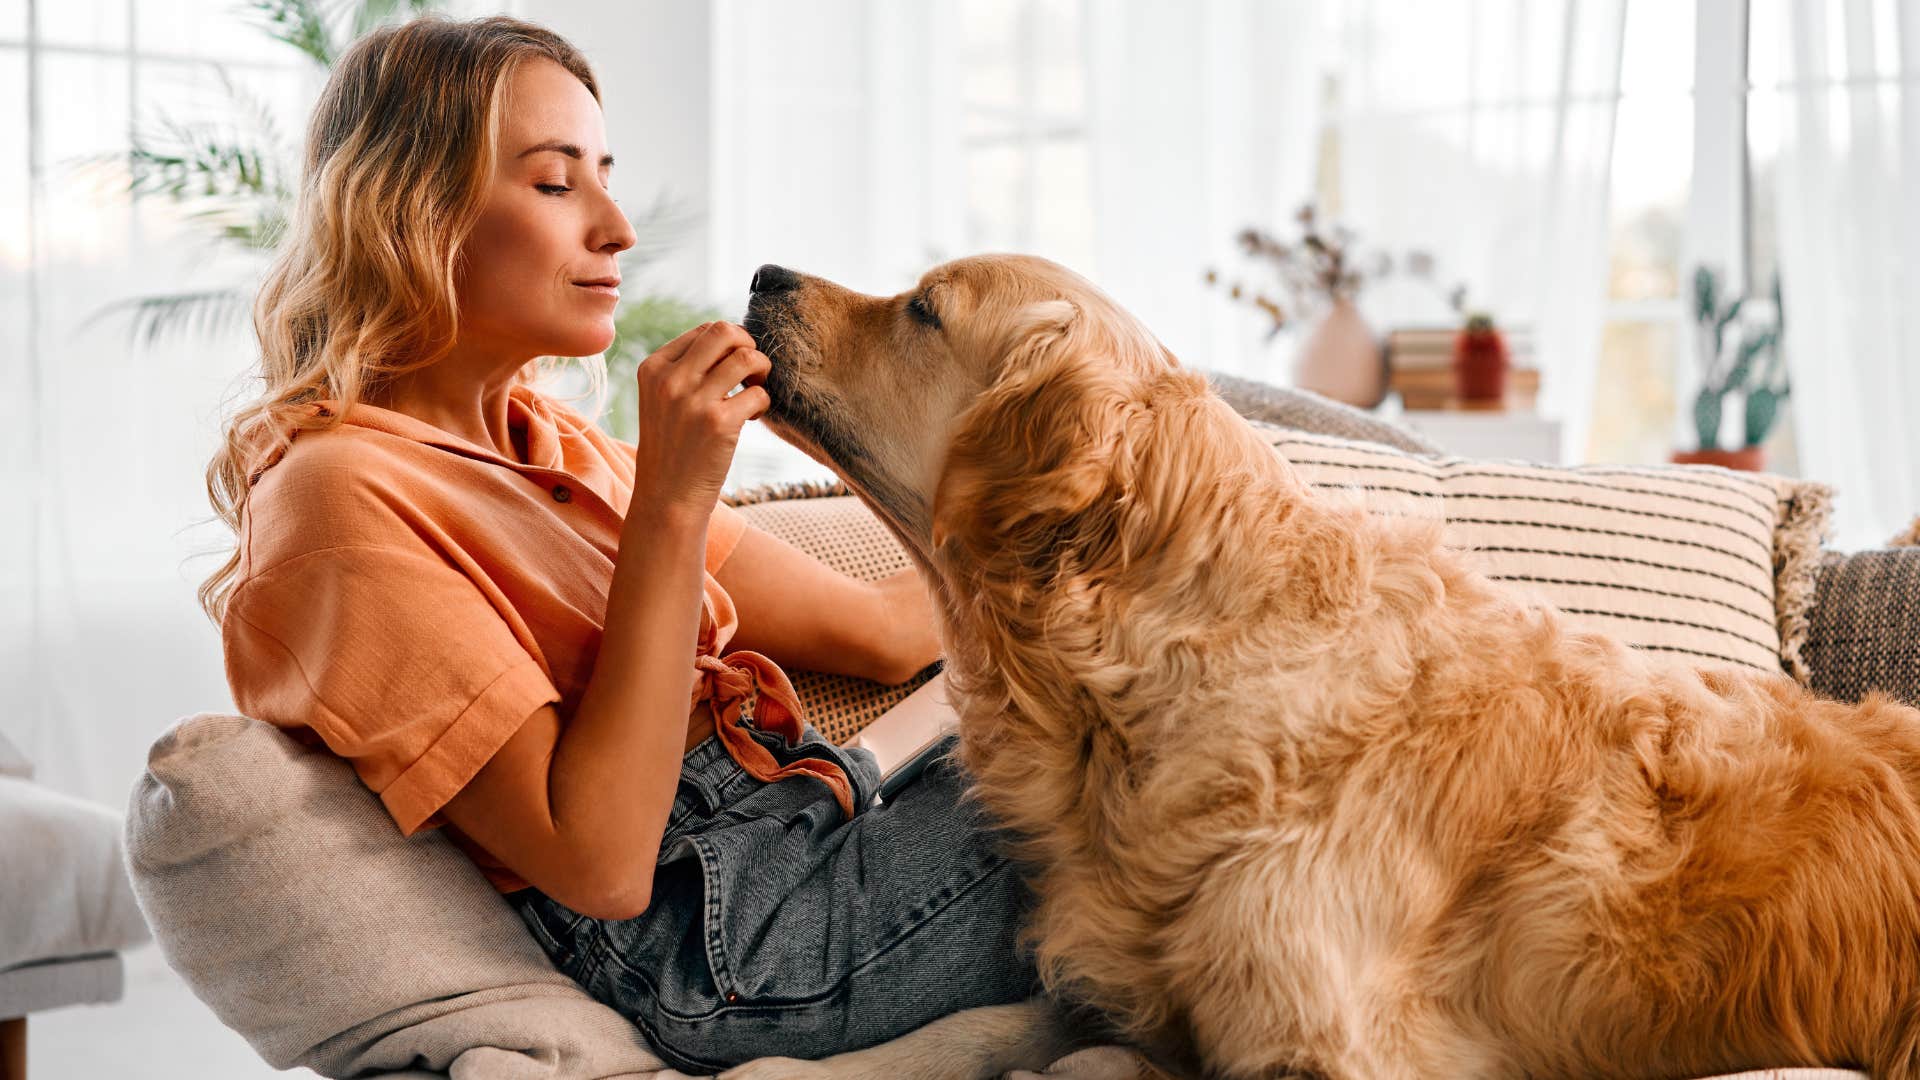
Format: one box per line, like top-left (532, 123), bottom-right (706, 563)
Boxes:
top-left (351, 0), bottom-right (441, 39)
top-left (215, 206), bottom-right (291, 251)
top-left (91, 289), bottom-right (255, 348)
top-left (246, 0), bottom-right (336, 66)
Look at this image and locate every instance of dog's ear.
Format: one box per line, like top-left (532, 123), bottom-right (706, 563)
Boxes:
top-left (931, 301), bottom-right (1138, 562)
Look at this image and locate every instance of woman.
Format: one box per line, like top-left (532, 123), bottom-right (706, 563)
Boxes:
top-left (202, 15), bottom-right (1042, 1073)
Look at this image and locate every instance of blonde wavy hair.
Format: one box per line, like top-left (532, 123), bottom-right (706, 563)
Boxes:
top-left (198, 14), bottom-right (609, 626)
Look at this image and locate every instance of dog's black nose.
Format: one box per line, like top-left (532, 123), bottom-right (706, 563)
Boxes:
top-left (750, 264), bottom-right (800, 294)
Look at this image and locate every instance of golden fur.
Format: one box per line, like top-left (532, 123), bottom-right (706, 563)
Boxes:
top-left (741, 254), bottom-right (1920, 1080)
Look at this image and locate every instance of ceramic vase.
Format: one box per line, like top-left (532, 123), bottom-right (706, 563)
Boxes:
top-left (1292, 297), bottom-right (1386, 409)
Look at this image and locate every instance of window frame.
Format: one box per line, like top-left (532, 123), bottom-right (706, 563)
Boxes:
top-left (958, 0), bottom-right (1090, 259)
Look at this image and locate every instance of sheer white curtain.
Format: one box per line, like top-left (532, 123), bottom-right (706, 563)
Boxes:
top-left (698, 0), bottom-right (1330, 385)
top-left (1336, 0), bottom-right (1628, 463)
top-left (1759, 0), bottom-right (1920, 551)
top-left (1083, 0), bottom-right (1329, 382)
top-left (2, 2), bottom-right (481, 810)
top-left (3, 35), bottom-right (316, 811)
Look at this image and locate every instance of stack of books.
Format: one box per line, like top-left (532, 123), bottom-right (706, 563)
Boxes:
top-left (1387, 326), bottom-right (1540, 412)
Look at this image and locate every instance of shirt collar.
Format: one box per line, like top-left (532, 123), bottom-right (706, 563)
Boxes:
top-left (304, 383), bottom-right (565, 473)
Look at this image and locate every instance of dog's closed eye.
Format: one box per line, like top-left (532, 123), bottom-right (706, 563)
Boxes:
top-left (906, 294), bottom-right (942, 330)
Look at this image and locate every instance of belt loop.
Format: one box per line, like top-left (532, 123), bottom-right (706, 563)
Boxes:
top-left (675, 771), bottom-right (709, 817)
top-left (677, 751), bottom-right (732, 816)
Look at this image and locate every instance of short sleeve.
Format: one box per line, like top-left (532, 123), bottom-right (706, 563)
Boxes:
top-left (222, 545), bottom-right (564, 837)
top-left (707, 498), bottom-right (748, 575)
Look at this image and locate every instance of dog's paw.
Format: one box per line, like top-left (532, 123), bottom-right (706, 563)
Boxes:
top-left (716, 1057), bottom-right (835, 1080)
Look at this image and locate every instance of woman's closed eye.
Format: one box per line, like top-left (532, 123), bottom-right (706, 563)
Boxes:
top-left (536, 182), bottom-right (617, 205)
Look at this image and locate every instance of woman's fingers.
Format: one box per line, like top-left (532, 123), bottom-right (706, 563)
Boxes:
top-left (704, 345), bottom-right (771, 398)
top-left (723, 383), bottom-right (772, 423)
top-left (646, 320), bottom-right (722, 367)
top-left (666, 321), bottom-right (757, 377)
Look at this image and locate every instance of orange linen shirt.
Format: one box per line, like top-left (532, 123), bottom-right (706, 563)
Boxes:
top-left (222, 383), bottom-right (752, 894)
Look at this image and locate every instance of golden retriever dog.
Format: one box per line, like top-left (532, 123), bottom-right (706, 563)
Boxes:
top-left (728, 254), bottom-right (1920, 1080)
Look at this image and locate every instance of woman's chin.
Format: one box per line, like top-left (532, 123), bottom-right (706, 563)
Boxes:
top-left (550, 330), bottom-right (616, 358)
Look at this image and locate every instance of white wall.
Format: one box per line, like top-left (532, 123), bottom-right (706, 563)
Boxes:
top-left (522, 0), bottom-right (719, 306)
top-left (522, 0), bottom-right (966, 318)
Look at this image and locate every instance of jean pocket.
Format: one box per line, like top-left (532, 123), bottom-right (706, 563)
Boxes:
top-left (595, 838), bottom-right (741, 1023)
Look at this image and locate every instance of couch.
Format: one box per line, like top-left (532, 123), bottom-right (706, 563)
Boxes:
top-left (0, 730), bottom-right (153, 1080)
top-left (123, 374), bottom-right (1918, 1080)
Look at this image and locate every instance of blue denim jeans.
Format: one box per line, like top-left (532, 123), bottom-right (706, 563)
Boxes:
top-left (509, 716), bottom-right (1043, 1073)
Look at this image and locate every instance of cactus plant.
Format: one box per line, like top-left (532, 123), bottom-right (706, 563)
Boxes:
top-left (1688, 266), bottom-right (1791, 451)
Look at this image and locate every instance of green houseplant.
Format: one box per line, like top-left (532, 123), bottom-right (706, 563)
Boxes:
top-left (1673, 265), bottom-right (1791, 472)
top-left (96, 0), bottom-right (715, 441)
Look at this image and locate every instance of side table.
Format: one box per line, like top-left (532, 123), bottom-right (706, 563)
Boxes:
top-left (1391, 405), bottom-right (1566, 465)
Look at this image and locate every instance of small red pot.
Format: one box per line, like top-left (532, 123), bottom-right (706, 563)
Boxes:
top-left (1453, 325), bottom-right (1510, 402)
top-left (1671, 446), bottom-right (1767, 472)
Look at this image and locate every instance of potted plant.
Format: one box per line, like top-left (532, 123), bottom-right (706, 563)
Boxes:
top-left (1672, 266), bottom-right (1790, 472)
top-left (1206, 204), bottom-right (1465, 410)
top-left (1453, 312), bottom-right (1509, 403)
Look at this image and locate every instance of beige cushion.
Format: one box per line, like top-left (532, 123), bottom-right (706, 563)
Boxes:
top-left (1256, 425), bottom-right (1833, 680)
top-left (123, 711), bottom-right (690, 1079)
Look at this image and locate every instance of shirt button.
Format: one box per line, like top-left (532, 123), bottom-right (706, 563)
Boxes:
top-left (551, 484), bottom-right (572, 503)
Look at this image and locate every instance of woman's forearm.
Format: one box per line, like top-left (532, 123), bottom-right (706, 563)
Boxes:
top-left (546, 497), bottom-right (710, 913)
top-left (872, 567), bottom-right (944, 684)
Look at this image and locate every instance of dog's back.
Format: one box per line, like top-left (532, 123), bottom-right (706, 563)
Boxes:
top-left (953, 394), bottom-right (1920, 1078)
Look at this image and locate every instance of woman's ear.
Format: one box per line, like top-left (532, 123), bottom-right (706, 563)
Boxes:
top-left (931, 304), bottom-right (1137, 562)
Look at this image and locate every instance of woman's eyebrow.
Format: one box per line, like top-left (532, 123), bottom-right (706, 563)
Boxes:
top-left (516, 140), bottom-right (615, 168)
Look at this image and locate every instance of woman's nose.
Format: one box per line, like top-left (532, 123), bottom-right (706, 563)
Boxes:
top-left (595, 190), bottom-right (637, 254)
top-left (751, 264), bottom-right (800, 294)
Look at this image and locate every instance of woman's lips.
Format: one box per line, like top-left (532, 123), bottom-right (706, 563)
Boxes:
top-left (572, 279), bottom-right (621, 299)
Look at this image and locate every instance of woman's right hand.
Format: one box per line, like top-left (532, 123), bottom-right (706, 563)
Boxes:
top-left (628, 321), bottom-right (772, 521)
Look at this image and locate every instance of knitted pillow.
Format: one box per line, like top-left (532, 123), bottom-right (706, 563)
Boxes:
top-left (1256, 425), bottom-right (1833, 680)
top-left (1802, 546), bottom-right (1920, 708)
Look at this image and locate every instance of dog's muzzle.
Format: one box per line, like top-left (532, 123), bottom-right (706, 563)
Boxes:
top-left (742, 266), bottom-right (806, 424)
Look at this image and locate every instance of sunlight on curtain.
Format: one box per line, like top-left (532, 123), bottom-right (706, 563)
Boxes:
top-left (1749, 0), bottom-right (1919, 552)
top-left (1, 0), bottom-right (486, 810)
top-left (1336, 0), bottom-right (1628, 464)
top-left (1084, 0), bottom-right (1328, 384)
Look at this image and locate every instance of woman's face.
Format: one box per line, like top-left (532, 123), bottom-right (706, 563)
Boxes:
top-left (456, 58), bottom-right (637, 360)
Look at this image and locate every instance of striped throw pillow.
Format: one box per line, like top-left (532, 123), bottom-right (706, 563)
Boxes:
top-left (1254, 424), bottom-right (1833, 680)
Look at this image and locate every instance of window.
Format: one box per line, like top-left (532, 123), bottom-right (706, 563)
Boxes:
top-left (1584, 0), bottom-right (1692, 465)
top-left (1586, 0), bottom-right (1801, 473)
top-left (1, 1), bottom-right (317, 599)
top-left (721, 0), bottom-right (1097, 494)
top-left (960, 0), bottom-right (1094, 273)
